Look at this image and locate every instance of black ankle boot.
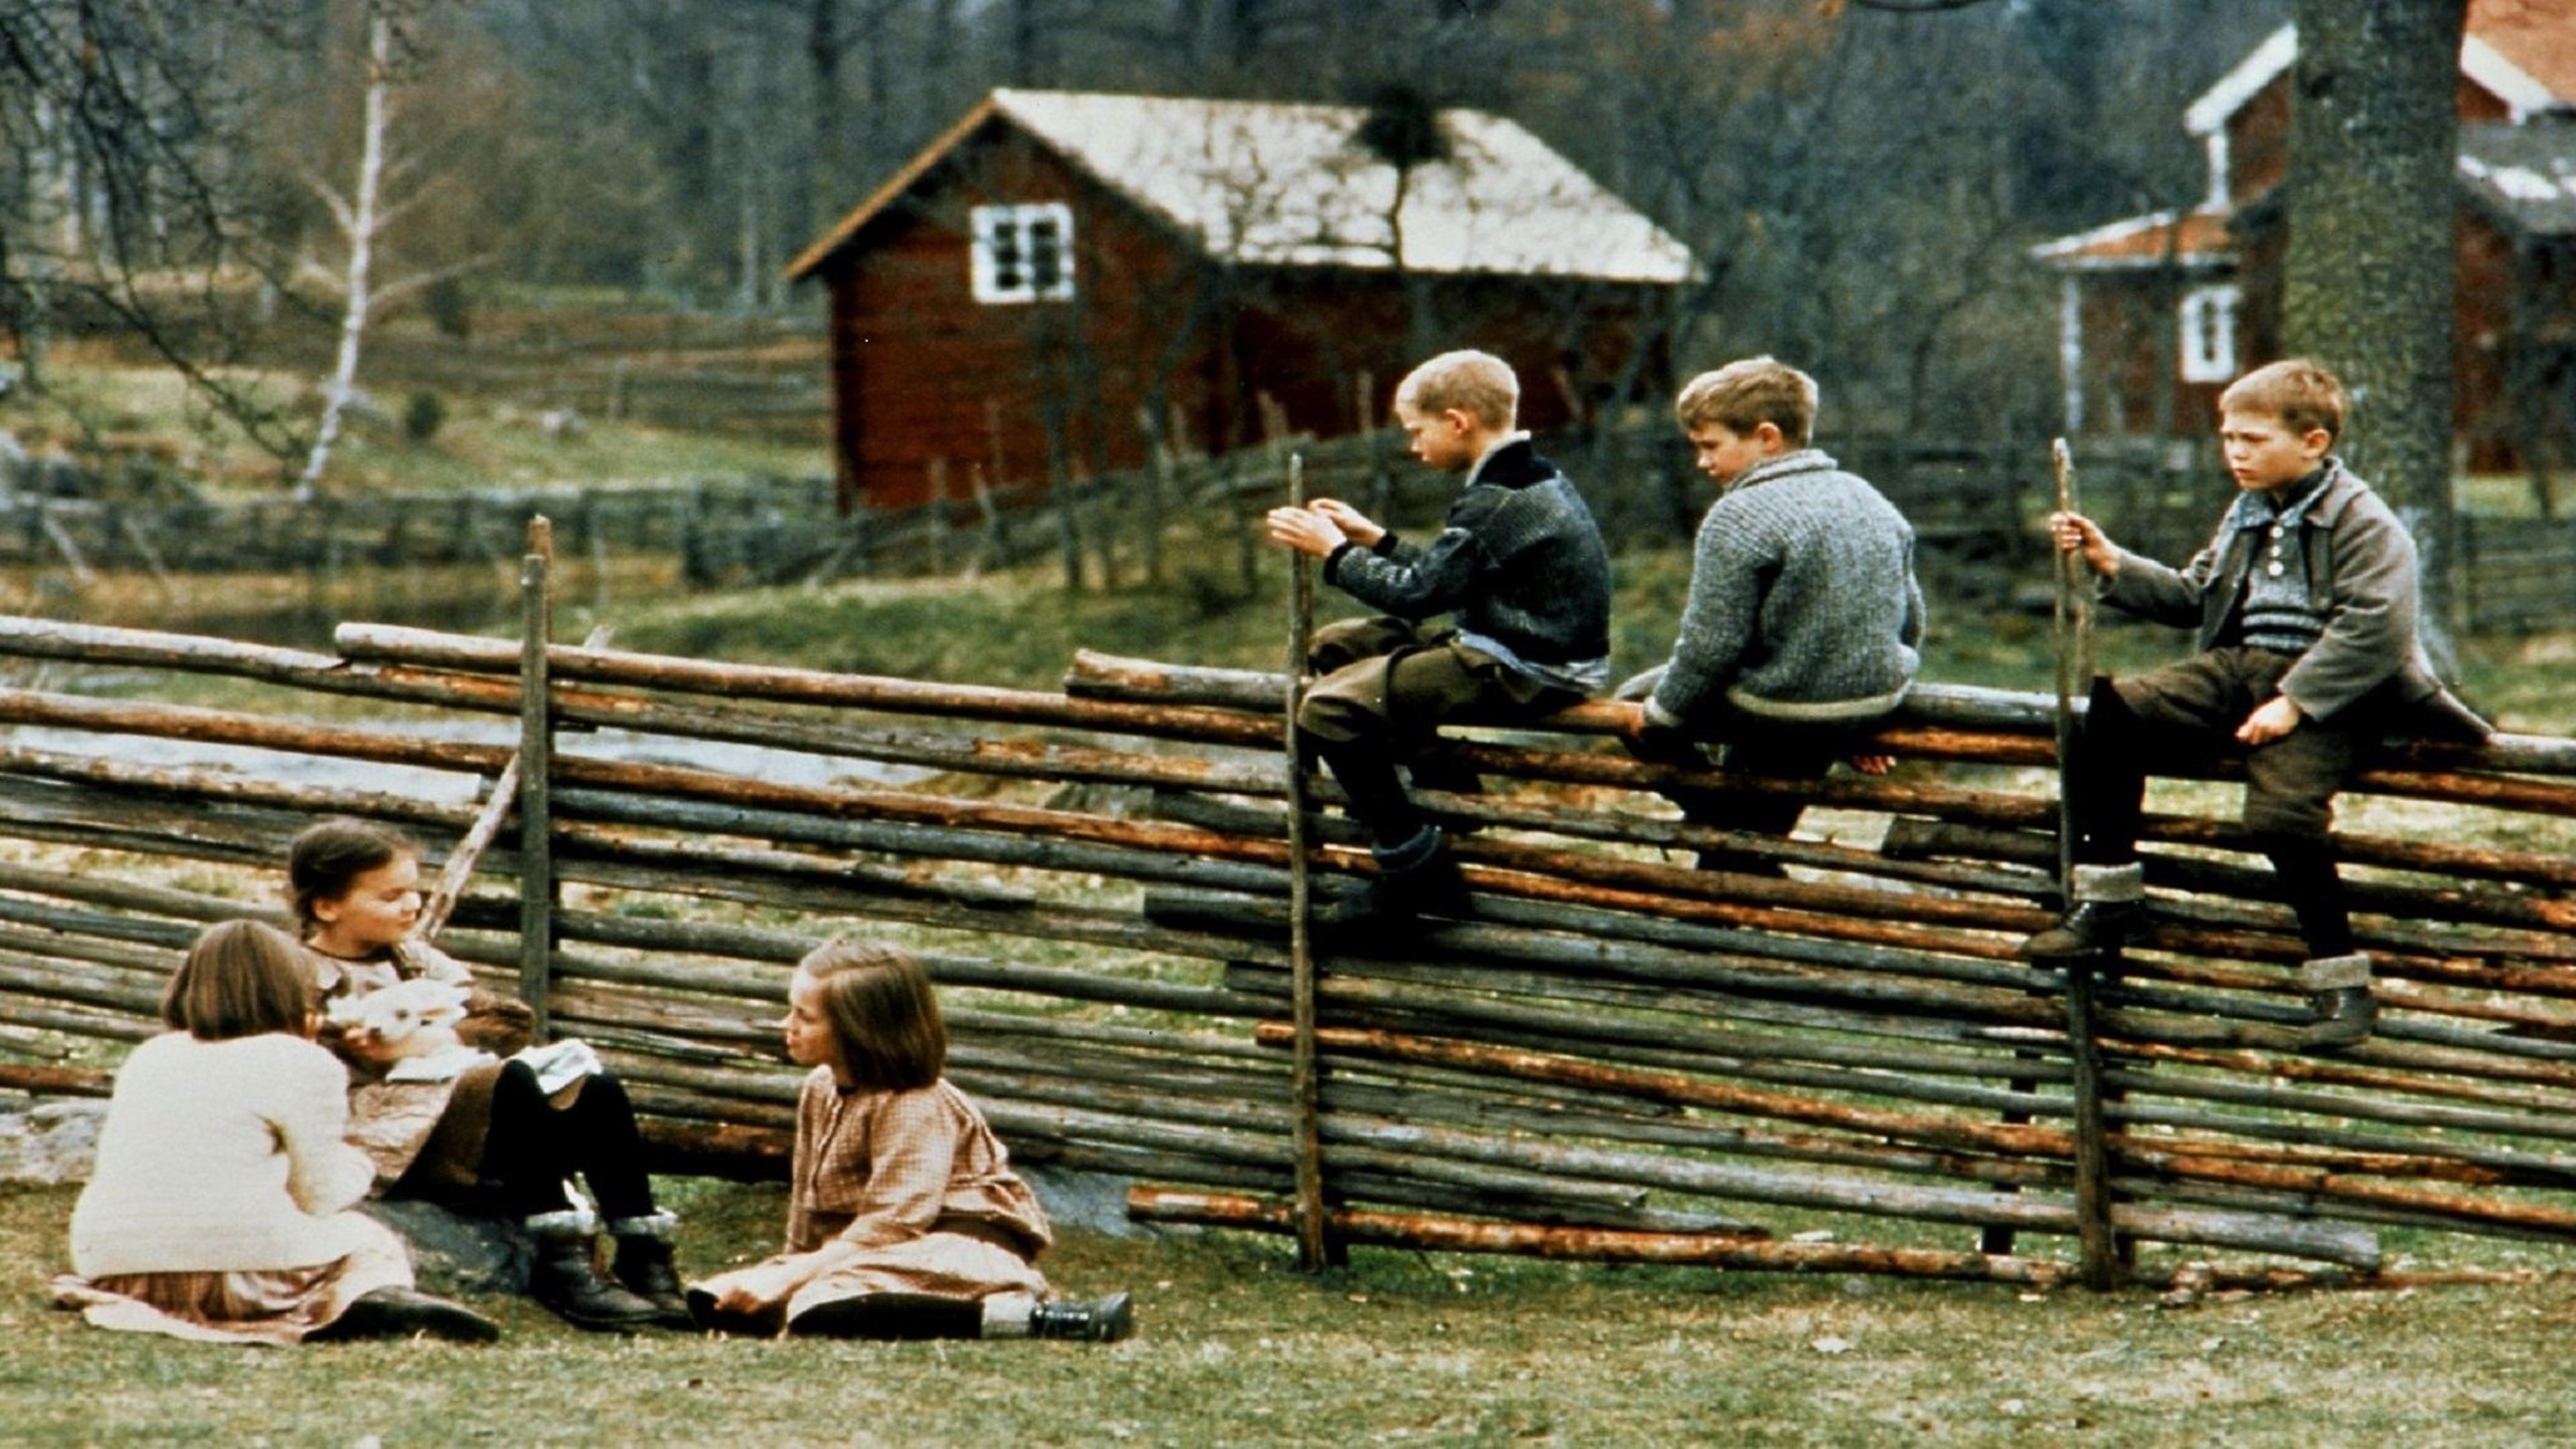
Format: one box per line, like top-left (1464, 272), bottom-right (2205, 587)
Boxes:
top-left (527, 1210), bottom-right (661, 1332)
top-left (1363, 826), bottom-right (1468, 918)
top-left (608, 1213), bottom-right (694, 1329)
top-left (1027, 1292), bottom-right (1134, 1342)
top-left (2022, 898), bottom-right (2144, 959)
top-left (310, 1287), bottom-right (500, 1344)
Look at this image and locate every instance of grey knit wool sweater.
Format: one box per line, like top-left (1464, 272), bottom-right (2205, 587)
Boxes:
top-left (1324, 439), bottom-right (1613, 691)
top-left (1644, 449), bottom-right (1925, 729)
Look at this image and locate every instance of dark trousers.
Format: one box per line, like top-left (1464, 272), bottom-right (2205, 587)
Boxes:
top-left (1297, 616), bottom-right (1574, 846)
top-left (2068, 649), bottom-right (2356, 956)
top-left (1649, 719), bottom-right (1866, 873)
top-left (476, 1063), bottom-right (659, 1221)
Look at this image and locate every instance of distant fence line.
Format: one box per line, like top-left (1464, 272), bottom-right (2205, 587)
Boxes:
top-left (3, 425), bottom-right (2563, 633)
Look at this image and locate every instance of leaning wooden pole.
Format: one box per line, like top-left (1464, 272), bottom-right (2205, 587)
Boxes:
top-left (517, 517), bottom-right (557, 1038)
top-left (2049, 438), bottom-right (2121, 1288)
top-left (1282, 450), bottom-right (1336, 1269)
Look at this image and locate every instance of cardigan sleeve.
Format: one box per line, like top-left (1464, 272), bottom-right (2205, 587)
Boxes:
top-left (1324, 521), bottom-right (1488, 617)
top-left (274, 1040), bottom-right (376, 1216)
top-left (1645, 502), bottom-right (1770, 729)
top-left (2098, 539), bottom-right (2215, 629)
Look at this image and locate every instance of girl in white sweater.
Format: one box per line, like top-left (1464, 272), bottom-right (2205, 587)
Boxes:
top-left (54, 920), bottom-right (496, 1344)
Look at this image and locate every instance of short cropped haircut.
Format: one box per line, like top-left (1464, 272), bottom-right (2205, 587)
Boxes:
top-left (2220, 358), bottom-right (2345, 442)
top-left (1394, 350), bottom-right (1519, 430)
top-left (164, 920), bottom-right (315, 1041)
top-left (798, 938), bottom-right (946, 1091)
top-left (1674, 356), bottom-right (1819, 447)
top-left (286, 818), bottom-right (417, 928)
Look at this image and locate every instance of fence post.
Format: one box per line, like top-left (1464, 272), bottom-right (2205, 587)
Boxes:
top-left (1136, 407), bottom-right (1170, 586)
top-left (517, 516), bottom-right (557, 1039)
top-left (926, 459), bottom-right (952, 576)
top-left (2049, 439), bottom-right (2121, 1288)
top-left (1281, 449), bottom-right (1338, 1270)
top-left (1356, 370), bottom-right (1392, 524)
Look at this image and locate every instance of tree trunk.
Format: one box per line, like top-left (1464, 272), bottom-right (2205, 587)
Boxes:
top-left (804, 0), bottom-right (844, 256)
top-left (300, 7), bottom-right (394, 496)
top-left (2282, 0), bottom-right (2469, 625)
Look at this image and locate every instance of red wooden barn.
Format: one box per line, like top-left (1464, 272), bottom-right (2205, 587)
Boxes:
top-left (2030, 1), bottom-right (2576, 470)
top-left (784, 89), bottom-right (1694, 513)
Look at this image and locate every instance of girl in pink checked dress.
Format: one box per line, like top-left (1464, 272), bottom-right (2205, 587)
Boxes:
top-left (688, 938), bottom-right (1132, 1341)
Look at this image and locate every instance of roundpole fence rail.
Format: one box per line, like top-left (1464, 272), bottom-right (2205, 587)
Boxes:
top-left (1, 604), bottom-right (2574, 1290)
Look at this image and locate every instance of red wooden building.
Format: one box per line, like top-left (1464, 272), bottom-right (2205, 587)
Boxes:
top-left (784, 89), bottom-right (1693, 513)
top-left (2031, 1), bottom-right (2576, 470)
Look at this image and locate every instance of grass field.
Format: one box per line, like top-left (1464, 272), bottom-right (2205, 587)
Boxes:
top-left (9, 1176), bottom-right (2576, 1448)
top-left (7, 352), bottom-right (827, 496)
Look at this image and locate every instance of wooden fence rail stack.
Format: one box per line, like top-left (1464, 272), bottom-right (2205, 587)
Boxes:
top-left (2, 574), bottom-right (2574, 1293)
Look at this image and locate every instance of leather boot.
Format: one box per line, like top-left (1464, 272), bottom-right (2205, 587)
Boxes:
top-left (309, 1287), bottom-right (500, 1344)
top-left (608, 1211), bottom-right (694, 1329)
top-left (1366, 826), bottom-right (1467, 918)
top-left (2023, 863), bottom-right (2146, 959)
top-left (1403, 751), bottom-right (1486, 832)
top-left (1024, 1292), bottom-right (1134, 1342)
top-left (2297, 953), bottom-right (2377, 1048)
top-left (526, 1208), bottom-right (661, 1332)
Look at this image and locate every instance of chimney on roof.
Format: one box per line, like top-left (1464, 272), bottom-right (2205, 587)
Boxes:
top-left (1354, 83), bottom-right (1451, 170)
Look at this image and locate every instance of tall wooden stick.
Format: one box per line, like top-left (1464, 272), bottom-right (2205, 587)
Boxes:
top-left (415, 625), bottom-right (609, 944)
top-left (416, 757), bottom-right (521, 943)
top-left (2048, 438), bottom-right (2121, 1285)
top-left (1283, 449), bottom-right (1335, 1269)
top-left (517, 517), bottom-right (556, 1039)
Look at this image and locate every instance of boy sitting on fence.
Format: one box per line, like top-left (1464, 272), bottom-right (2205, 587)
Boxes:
top-left (2029, 358), bottom-right (2489, 1047)
top-left (1263, 349), bottom-right (1613, 913)
top-left (1618, 356), bottom-right (1924, 871)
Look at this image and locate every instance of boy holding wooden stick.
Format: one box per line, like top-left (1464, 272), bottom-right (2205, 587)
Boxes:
top-left (1263, 350), bottom-right (1613, 913)
top-left (2029, 358), bottom-right (2487, 1046)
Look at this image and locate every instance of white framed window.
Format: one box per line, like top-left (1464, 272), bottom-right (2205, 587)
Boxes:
top-left (2178, 283), bottom-right (2241, 384)
top-left (969, 203), bottom-right (1075, 304)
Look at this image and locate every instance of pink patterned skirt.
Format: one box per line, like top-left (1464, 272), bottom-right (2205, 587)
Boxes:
top-left (52, 1218), bottom-right (413, 1346)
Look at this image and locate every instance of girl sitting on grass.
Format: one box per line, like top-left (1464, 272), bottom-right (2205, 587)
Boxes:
top-left (55, 920), bottom-right (497, 1344)
top-left (287, 817), bottom-right (682, 1332)
top-left (689, 938), bottom-right (1132, 1341)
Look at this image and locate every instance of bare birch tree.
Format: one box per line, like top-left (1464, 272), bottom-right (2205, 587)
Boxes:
top-left (297, 0), bottom-right (488, 493)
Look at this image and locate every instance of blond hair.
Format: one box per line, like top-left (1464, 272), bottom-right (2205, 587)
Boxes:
top-left (796, 938), bottom-right (946, 1091)
top-left (2220, 358), bottom-right (2346, 442)
top-left (1393, 350), bottom-right (1519, 430)
top-left (1674, 356), bottom-right (1819, 447)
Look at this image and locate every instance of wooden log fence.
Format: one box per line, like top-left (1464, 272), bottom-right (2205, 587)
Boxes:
top-left (4, 585), bottom-right (2576, 1293)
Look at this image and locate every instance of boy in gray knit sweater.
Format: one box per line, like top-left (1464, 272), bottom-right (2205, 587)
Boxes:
top-left (1266, 350), bottom-right (1613, 911)
top-left (1619, 357), bottom-right (1923, 869)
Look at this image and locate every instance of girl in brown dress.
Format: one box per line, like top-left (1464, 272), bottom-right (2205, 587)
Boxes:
top-left (288, 818), bottom-right (683, 1330)
top-left (688, 938), bottom-right (1132, 1340)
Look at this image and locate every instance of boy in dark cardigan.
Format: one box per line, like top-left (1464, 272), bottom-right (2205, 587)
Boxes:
top-left (2029, 358), bottom-right (2487, 1046)
top-left (1264, 349), bottom-right (1613, 911)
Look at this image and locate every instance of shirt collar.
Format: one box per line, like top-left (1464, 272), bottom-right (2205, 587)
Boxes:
top-left (1465, 430), bottom-right (1532, 486)
top-left (2228, 459), bottom-right (2339, 532)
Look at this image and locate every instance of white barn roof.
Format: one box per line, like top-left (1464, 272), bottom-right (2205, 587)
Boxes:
top-left (788, 88), bottom-right (1695, 286)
